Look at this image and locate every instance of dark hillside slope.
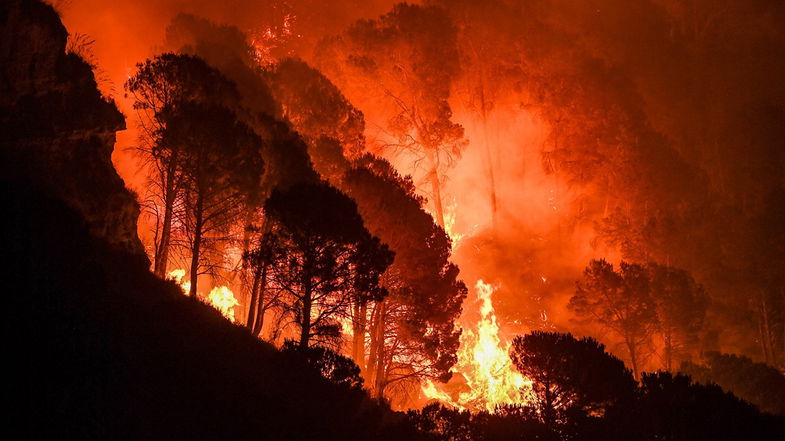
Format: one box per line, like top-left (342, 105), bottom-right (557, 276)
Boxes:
top-left (0, 0), bottom-right (142, 256)
top-left (1, 1), bottom-right (425, 439)
top-left (4, 180), bottom-right (424, 440)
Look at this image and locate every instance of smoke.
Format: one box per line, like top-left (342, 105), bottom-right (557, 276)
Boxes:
top-left (56, 0), bottom-right (785, 371)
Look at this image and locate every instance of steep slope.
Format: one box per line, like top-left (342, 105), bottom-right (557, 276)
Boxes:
top-left (0, 0), bottom-right (142, 256)
top-left (2, 2), bottom-right (425, 439)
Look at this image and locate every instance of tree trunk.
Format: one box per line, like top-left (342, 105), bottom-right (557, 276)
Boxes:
top-left (419, 144), bottom-right (447, 228)
top-left (246, 266), bottom-right (262, 330)
top-left (367, 300), bottom-right (388, 398)
top-left (299, 255), bottom-right (313, 349)
top-left (664, 331), bottom-right (673, 372)
top-left (188, 193), bottom-right (204, 298)
top-left (479, 87), bottom-right (498, 232)
top-left (252, 262), bottom-right (268, 337)
top-left (153, 159), bottom-right (178, 277)
top-left (761, 293), bottom-right (774, 365)
top-left (367, 302), bottom-right (381, 386)
top-left (372, 301), bottom-right (387, 399)
top-left (351, 301), bottom-right (367, 370)
top-left (626, 337), bottom-right (640, 380)
top-left (428, 160), bottom-right (445, 229)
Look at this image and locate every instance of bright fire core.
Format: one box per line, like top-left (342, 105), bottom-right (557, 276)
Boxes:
top-left (422, 280), bottom-right (533, 411)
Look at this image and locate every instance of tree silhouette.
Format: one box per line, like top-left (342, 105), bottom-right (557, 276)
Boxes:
top-left (570, 259), bottom-right (658, 379)
top-left (125, 53), bottom-right (240, 277)
top-left (647, 263), bottom-right (708, 370)
top-left (257, 47), bottom-right (468, 399)
top-left (281, 340), bottom-right (364, 390)
top-left (637, 371), bottom-right (780, 441)
top-left (266, 58), bottom-right (366, 159)
top-left (342, 155), bottom-right (466, 400)
top-left (681, 351), bottom-right (785, 415)
top-left (263, 182), bottom-right (392, 349)
top-left (164, 101), bottom-right (262, 297)
top-left (510, 331), bottom-right (636, 431)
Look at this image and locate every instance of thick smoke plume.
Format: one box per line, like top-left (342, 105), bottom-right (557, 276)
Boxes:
top-left (57, 0), bottom-right (785, 382)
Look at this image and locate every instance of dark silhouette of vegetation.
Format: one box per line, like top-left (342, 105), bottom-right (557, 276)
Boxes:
top-left (636, 371), bottom-right (783, 441)
top-left (681, 352), bottom-right (785, 415)
top-left (510, 331), bottom-right (637, 431)
top-left (570, 259), bottom-right (658, 378)
top-left (6, 1), bottom-right (785, 440)
top-left (282, 340), bottom-right (365, 390)
top-left (647, 262), bottom-right (709, 370)
top-left (125, 53), bottom-right (241, 277)
top-left (165, 101), bottom-right (263, 296)
top-left (262, 182), bottom-right (393, 349)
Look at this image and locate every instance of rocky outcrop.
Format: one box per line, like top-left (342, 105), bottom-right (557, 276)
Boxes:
top-left (0, 0), bottom-right (144, 257)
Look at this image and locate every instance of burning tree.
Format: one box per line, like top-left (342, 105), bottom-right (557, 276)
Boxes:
top-left (570, 259), bottom-right (658, 379)
top-left (316, 3), bottom-right (467, 228)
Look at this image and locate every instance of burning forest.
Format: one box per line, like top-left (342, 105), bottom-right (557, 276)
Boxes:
top-left (3, 0), bottom-right (785, 439)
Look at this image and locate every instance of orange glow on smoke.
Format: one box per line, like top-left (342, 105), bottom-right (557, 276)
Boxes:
top-left (59, 0), bottom-right (630, 411)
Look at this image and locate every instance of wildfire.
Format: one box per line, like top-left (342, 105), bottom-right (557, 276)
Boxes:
top-left (207, 286), bottom-right (240, 322)
top-left (422, 280), bottom-right (532, 412)
top-left (248, 12), bottom-right (296, 67)
top-left (168, 268), bottom-right (190, 293)
top-left (167, 269), bottom-right (240, 322)
top-left (444, 199), bottom-right (463, 247)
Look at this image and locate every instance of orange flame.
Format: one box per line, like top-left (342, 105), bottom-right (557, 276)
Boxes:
top-left (423, 280), bottom-right (532, 412)
top-left (167, 269), bottom-right (240, 322)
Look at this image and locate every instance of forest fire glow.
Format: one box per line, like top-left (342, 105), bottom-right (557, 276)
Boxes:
top-left (168, 269), bottom-right (240, 322)
top-left (423, 280), bottom-right (532, 411)
top-left (39, 0), bottom-right (785, 430)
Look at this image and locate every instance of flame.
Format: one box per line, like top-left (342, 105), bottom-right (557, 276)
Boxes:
top-left (248, 13), bottom-right (296, 67)
top-left (207, 286), bottom-right (240, 322)
top-left (167, 268), bottom-right (239, 322)
top-left (422, 280), bottom-right (532, 412)
top-left (168, 268), bottom-right (190, 294)
top-left (444, 198), bottom-right (464, 247)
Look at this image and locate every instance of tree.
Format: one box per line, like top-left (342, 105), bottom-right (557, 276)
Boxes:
top-left (637, 372), bottom-right (781, 441)
top-left (263, 182), bottom-right (392, 349)
top-left (262, 57), bottom-right (469, 396)
top-left (341, 155), bottom-right (467, 401)
top-left (125, 53), bottom-right (239, 277)
top-left (316, 3), bottom-right (467, 227)
top-left (265, 58), bottom-right (366, 159)
top-left (163, 102), bottom-right (263, 297)
top-left (681, 351), bottom-right (785, 415)
top-left (570, 259), bottom-right (658, 379)
top-left (281, 340), bottom-right (364, 390)
top-left (263, 53), bottom-right (468, 400)
top-left (433, 0), bottom-right (524, 230)
top-left (510, 331), bottom-right (637, 430)
top-left (242, 224), bottom-right (280, 336)
top-left (647, 263), bottom-right (709, 370)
